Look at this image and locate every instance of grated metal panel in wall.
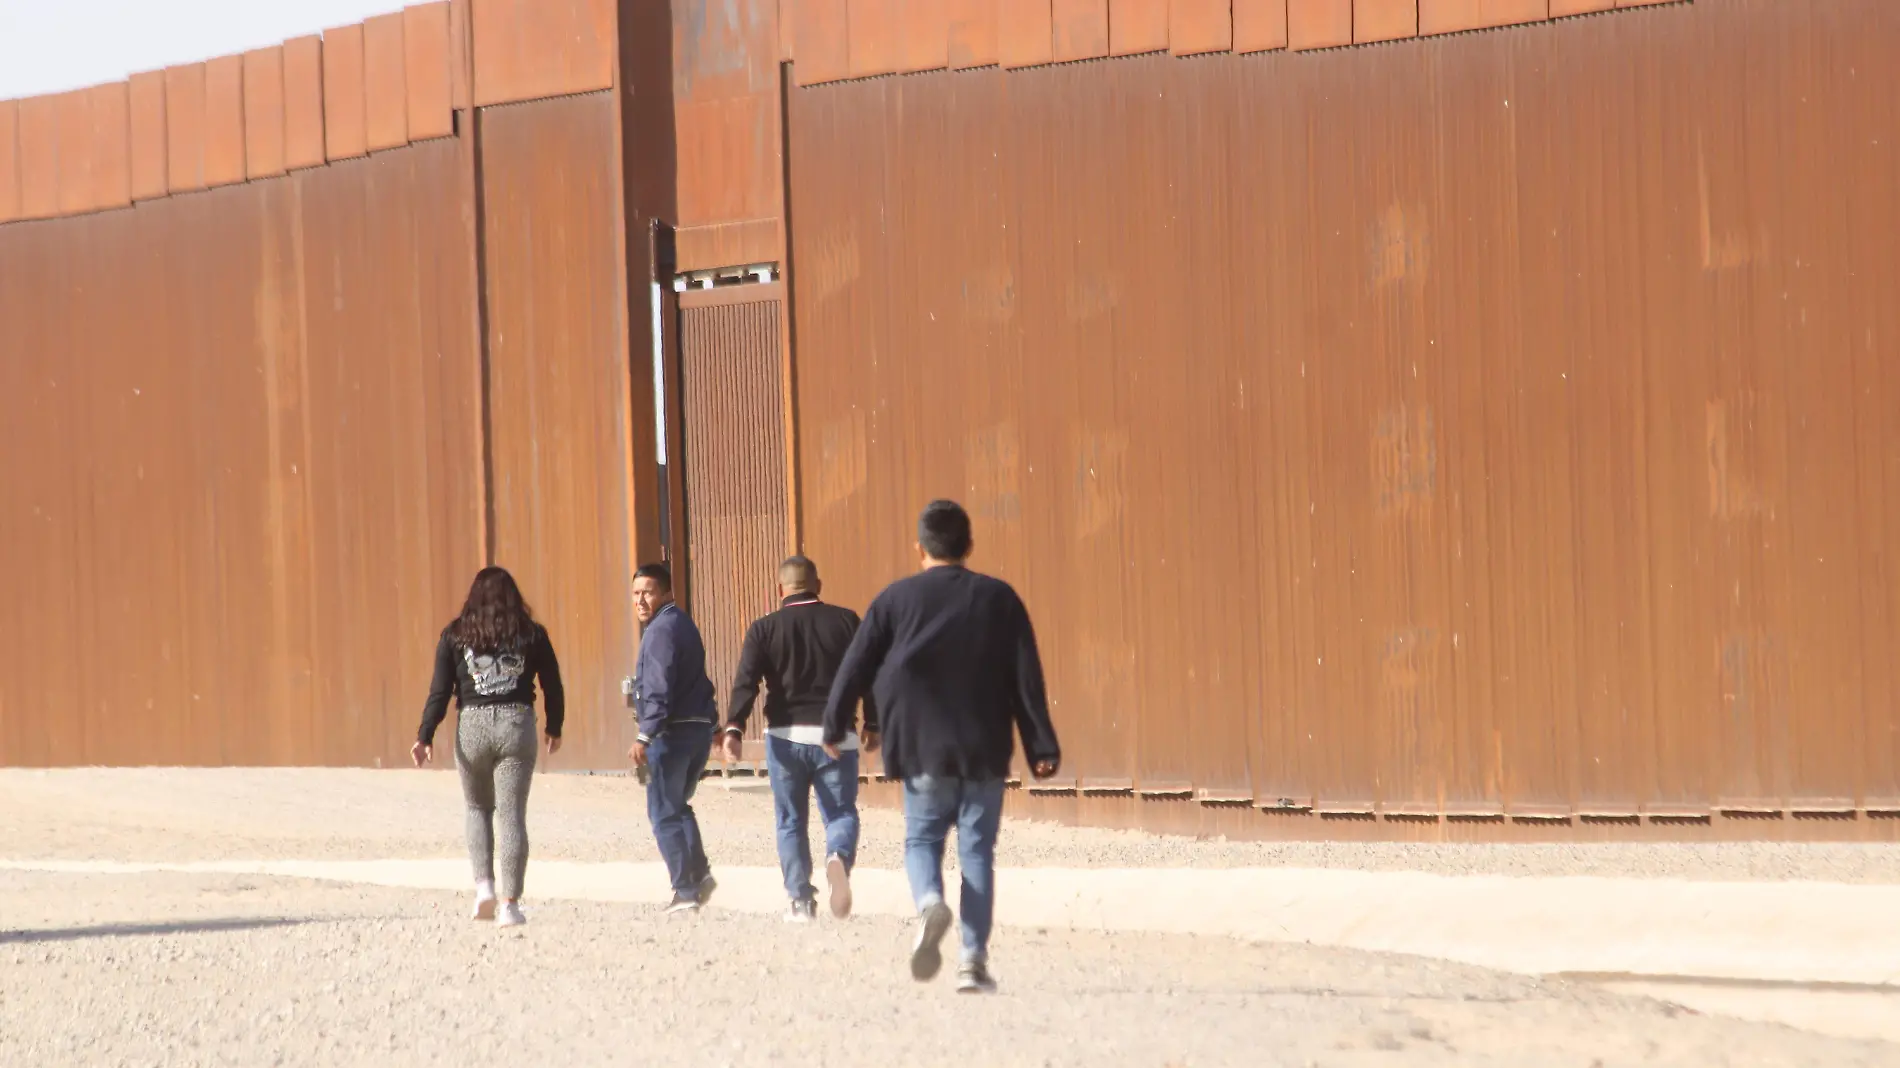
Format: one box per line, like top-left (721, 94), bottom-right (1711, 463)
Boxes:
top-left (679, 286), bottom-right (791, 737)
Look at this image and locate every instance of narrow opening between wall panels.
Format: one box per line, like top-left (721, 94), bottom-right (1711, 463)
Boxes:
top-left (673, 262), bottom-right (779, 291)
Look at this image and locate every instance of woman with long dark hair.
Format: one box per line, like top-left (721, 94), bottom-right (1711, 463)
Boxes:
top-left (413, 567), bottom-right (565, 927)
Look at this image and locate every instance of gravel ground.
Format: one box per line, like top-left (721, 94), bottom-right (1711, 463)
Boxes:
top-left (3, 768), bottom-right (1899, 1065)
top-left (3, 868), bottom-right (1894, 1068)
top-left (4, 767), bottom-right (1900, 883)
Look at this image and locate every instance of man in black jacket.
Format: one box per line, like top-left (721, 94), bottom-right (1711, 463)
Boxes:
top-left (723, 556), bottom-right (876, 922)
top-left (822, 500), bottom-right (1061, 995)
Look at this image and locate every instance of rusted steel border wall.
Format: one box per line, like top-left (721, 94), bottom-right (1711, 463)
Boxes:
top-left (786, 0), bottom-right (1900, 837)
top-left (0, 142), bottom-right (484, 766)
top-left (778, 0), bottom-right (1684, 87)
top-left (480, 91), bottom-right (648, 770)
top-left (0, 0), bottom-right (663, 771)
top-left (0, 0), bottom-right (621, 228)
top-left (666, 3), bottom-right (1687, 275)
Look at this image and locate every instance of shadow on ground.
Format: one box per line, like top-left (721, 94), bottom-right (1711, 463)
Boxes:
top-left (0, 916), bottom-right (318, 944)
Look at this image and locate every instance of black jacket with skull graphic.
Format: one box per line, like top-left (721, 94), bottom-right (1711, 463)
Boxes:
top-left (416, 624), bottom-right (566, 745)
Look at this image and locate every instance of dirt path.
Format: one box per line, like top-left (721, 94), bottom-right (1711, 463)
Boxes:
top-left (4, 869), bottom-right (1892, 1068)
top-left (2, 768), bottom-right (1898, 1066)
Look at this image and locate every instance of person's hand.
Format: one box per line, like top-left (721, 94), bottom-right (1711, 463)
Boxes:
top-left (720, 731), bottom-right (743, 764)
top-left (544, 734), bottom-right (563, 757)
top-left (862, 729), bottom-right (881, 754)
top-left (1031, 758), bottom-right (1059, 780)
top-left (822, 742), bottom-right (843, 761)
top-left (629, 740), bottom-right (649, 767)
top-left (410, 742), bottom-right (432, 767)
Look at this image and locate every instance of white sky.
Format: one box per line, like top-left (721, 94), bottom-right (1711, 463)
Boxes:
top-left (0, 0), bottom-right (405, 99)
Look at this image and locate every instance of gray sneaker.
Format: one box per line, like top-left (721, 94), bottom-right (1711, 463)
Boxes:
top-left (495, 901), bottom-right (527, 928)
top-left (696, 873), bottom-right (718, 908)
top-left (664, 894), bottom-right (701, 916)
top-left (957, 961), bottom-right (997, 994)
top-left (784, 897), bottom-right (817, 923)
top-left (909, 901), bottom-right (954, 981)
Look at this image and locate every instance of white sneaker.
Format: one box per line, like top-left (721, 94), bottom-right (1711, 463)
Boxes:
top-left (472, 882), bottom-right (496, 921)
top-left (909, 901), bottom-right (954, 981)
top-left (495, 901), bottom-right (527, 927)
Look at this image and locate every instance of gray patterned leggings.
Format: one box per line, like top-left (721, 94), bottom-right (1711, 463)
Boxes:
top-left (456, 704), bottom-right (538, 900)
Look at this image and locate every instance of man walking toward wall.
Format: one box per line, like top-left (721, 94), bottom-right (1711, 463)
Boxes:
top-left (722, 556), bottom-right (876, 922)
top-left (628, 563), bottom-right (720, 914)
top-left (823, 500), bottom-right (1062, 994)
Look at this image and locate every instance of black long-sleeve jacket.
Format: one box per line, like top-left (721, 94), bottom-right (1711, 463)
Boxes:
top-left (417, 624), bottom-right (565, 745)
top-left (822, 565), bottom-right (1059, 780)
top-left (727, 594), bottom-right (877, 734)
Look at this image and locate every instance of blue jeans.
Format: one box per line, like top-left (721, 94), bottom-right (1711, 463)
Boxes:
top-left (902, 775), bottom-right (1006, 965)
top-left (766, 734), bottom-right (861, 901)
top-left (646, 721), bottom-right (714, 898)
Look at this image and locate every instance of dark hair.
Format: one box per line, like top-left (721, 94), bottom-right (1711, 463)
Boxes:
top-left (634, 562), bottom-right (673, 592)
top-left (447, 567), bottom-right (538, 654)
top-left (778, 555), bottom-right (818, 589)
top-left (918, 499), bottom-right (973, 561)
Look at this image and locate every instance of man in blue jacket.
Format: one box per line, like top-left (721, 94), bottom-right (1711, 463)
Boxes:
top-left (628, 562), bottom-right (719, 914)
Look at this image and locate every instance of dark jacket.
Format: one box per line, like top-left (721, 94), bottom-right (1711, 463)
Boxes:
top-left (417, 624), bottom-right (565, 745)
top-left (822, 565), bottom-right (1060, 780)
top-left (727, 594), bottom-right (878, 735)
top-left (634, 602), bottom-right (717, 743)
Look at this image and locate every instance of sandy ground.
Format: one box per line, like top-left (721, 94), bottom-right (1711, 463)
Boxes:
top-left (4, 869), bottom-right (1893, 1068)
top-left (1, 768), bottom-right (1898, 1067)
